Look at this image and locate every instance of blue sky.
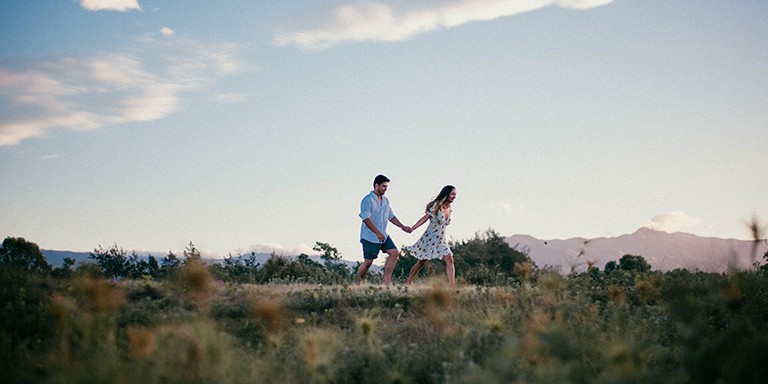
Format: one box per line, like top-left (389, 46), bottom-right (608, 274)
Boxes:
top-left (2, 0), bottom-right (767, 261)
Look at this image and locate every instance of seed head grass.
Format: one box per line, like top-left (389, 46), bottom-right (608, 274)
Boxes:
top-left (7, 237), bottom-right (768, 384)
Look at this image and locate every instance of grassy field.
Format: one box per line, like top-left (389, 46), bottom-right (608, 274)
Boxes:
top-left (3, 259), bottom-right (768, 384)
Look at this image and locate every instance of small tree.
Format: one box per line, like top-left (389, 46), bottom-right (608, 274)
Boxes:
top-left (51, 257), bottom-right (76, 279)
top-left (313, 242), bottom-right (350, 282)
top-left (126, 252), bottom-right (160, 279)
top-left (220, 252), bottom-right (261, 283)
top-left (618, 254), bottom-right (652, 273)
top-left (146, 255), bottom-right (160, 277)
top-left (759, 250), bottom-right (768, 274)
top-left (313, 242), bottom-right (340, 268)
top-left (159, 250), bottom-right (181, 279)
top-left (297, 253), bottom-right (322, 268)
top-left (451, 229), bottom-right (533, 284)
top-left (89, 244), bottom-right (130, 279)
top-left (183, 241), bottom-right (202, 264)
top-left (0, 237), bottom-right (51, 276)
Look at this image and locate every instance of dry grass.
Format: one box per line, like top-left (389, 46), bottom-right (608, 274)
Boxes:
top-left (4, 265), bottom-right (768, 384)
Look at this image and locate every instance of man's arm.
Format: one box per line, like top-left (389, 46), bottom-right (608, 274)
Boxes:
top-left (363, 218), bottom-right (386, 242)
top-left (359, 195), bottom-right (385, 241)
top-left (390, 216), bottom-right (412, 234)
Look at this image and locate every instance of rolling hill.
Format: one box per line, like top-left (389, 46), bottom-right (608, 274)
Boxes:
top-left (507, 227), bottom-right (768, 273)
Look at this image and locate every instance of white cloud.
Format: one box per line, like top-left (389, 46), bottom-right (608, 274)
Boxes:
top-left (644, 211), bottom-right (702, 233)
top-left (138, 36), bottom-right (249, 78)
top-left (0, 56), bottom-right (179, 145)
top-left (160, 27), bottom-right (175, 37)
top-left (275, 0), bottom-right (612, 50)
top-left (495, 201), bottom-right (523, 215)
top-left (80, 0), bottom-right (142, 12)
top-left (0, 38), bottom-right (247, 146)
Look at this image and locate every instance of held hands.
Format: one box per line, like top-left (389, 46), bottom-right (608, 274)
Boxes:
top-left (402, 226), bottom-right (413, 234)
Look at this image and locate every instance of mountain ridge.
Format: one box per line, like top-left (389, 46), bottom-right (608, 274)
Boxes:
top-left (507, 227), bottom-right (768, 273)
top-left (41, 229), bottom-right (767, 275)
top-left (41, 249), bottom-right (369, 272)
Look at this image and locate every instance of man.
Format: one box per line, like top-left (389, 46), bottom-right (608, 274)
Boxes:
top-left (357, 174), bottom-right (411, 285)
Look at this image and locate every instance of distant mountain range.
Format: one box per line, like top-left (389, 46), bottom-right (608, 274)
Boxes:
top-left (507, 228), bottom-right (768, 273)
top-left (43, 228), bottom-right (767, 275)
top-left (41, 249), bottom-right (275, 267)
top-left (43, 250), bottom-right (94, 267)
top-left (41, 249), bottom-right (367, 271)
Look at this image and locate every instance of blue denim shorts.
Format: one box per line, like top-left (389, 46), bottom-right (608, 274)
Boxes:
top-left (360, 237), bottom-right (397, 260)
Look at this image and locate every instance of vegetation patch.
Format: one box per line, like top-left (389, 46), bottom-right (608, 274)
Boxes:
top-left (3, 235), bottom-right (768, 383)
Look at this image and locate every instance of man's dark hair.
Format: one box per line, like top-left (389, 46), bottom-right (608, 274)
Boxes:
top-left (373, 174), bottom-right (390, 187)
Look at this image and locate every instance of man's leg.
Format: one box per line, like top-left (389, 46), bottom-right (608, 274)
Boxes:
top-left (382, 248), bottom-right (399, 285)
top-left (357, 259), bottom-right (373, 284)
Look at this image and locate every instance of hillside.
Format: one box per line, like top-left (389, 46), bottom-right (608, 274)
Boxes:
top-left (507, 228), bottom-right (768, 273)
top-left (41, 249), bottom-right (368, 271)
top-left (42, 229), bottom-right (768, 275)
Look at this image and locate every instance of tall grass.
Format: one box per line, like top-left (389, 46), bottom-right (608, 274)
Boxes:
top-left (3, 255), bottom-right (768, 383)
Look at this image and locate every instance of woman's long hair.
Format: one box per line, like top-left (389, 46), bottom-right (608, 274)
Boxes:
top-left (426, 185), bottom-right (455, 215)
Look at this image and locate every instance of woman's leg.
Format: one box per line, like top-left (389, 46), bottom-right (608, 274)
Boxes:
top-left (406, 260), bottom-right (427, 285)
top-left (444, 254), bottom-right (455, 288)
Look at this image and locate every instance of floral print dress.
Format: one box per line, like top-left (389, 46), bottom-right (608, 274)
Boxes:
top-left (407, 208), bottom-right (451, 260)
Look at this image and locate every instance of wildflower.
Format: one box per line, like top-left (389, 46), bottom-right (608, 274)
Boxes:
top-left (541, 271), bottom-right (563, 291)
top-left (249, 297), bottom-right (284, 333)
top-left (300, 329), bottom-right (337, 370)
top-left (127, 326), bottom-right (157, 360)
top-left (483, 312), bottom-right (504, 333)
top-left (635, 279), bottom-right (658, 303)
top-left (515, 261), bottom-right (533, 283)
top-left (426, 281), bottom-right (452, 310)
top-left (180, 260), bottom-right (211, 297)
top-left (79, 276), bottom-right (125, 313)
top-left (589, 303), bottom-right (600, 320)
top-left (49, 294), bottom-right (74, 332)
top-left (357, 316), bottom-right (375, 341)
top-left (607, 285), bottom-right (626, 304)
top-left (422, 281), bottom-right (452, 326)
top-left (726, 280), bottom-right (743, 310)
top-left (49, 294), bottom-right (75, 359)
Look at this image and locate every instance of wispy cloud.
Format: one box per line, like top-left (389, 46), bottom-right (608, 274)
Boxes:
top-left (495, 201), bottom-right (523, 215)
top-left (275, 0), bottom-right (612, 50)
top-left (644, 211), bottom-right (702, 233)
top-left (0, 36), bottom-right (247, 146)
top-left (80, 0), bottom-right (142, 12)
top-left (210, 92), bottom-right (249, 104)
top-left (160, 27), bottom-right (175, 37)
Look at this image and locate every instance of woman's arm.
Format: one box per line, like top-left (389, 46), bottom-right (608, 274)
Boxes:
top-left (390, 216), bottom-right (412, 233)
top-left (411, 214), bottom-right (430, 231)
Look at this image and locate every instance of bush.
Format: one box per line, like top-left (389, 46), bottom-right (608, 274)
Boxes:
top-left (451, 229), bottom-right (533, 284)
top-left (0, 237), bottom-right (51, 277)
top-left (5, 234), bottom-right (768, 383)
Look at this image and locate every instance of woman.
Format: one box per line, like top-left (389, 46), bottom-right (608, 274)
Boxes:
top-left (405, 185), bottom-right (457, 288)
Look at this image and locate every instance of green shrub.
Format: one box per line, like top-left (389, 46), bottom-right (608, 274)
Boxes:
top-left (5, 235), bottom-right (768, 383)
